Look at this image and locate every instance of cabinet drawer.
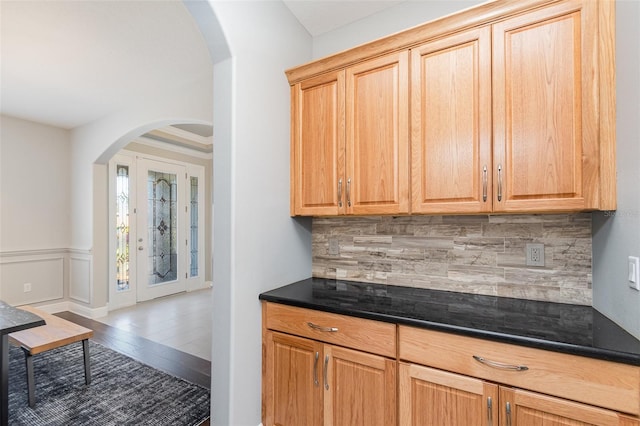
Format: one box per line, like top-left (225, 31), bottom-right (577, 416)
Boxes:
top-left (264, 302), bottom-right (396, 358)
top-left (399, 326), bottom-right (640, 415)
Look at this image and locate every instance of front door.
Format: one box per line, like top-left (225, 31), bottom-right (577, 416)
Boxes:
top-left (136, 159), bottom-right (187, 301)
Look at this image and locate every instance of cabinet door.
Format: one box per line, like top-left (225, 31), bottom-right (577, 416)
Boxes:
top-left (500, 387), bottom-right (637, 426)
top-left (324, 345), bottom-right (396, 426)
top-left (264, 331), bottom-right (323, 426)
top-left (493, 0), bottom-right (598, 212)
top-left (346, 50), bottom-right (409, 215)
top-left (411, 26), bottom-right (492, 214)
top-left (399, 362), bottom-right (498, 426)
top-left (291, 70), bottom-right (346, 216)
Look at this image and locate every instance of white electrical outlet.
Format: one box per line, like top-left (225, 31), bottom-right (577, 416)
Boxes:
top-left (628, 256), bottom-right (640, 291)
top-left (526, 243), bottom-right (545, 267)
top-left (23, 282), bottom-right (32, 292)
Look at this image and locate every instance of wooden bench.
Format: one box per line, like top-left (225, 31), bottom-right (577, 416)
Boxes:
top-left (8, 306), bottom-right (93, 407)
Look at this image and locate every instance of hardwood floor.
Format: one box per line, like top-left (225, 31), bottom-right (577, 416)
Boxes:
top-left (96, 289), bottom-right (212, 361)
top-left (55, 311), bottom-right (211, 425)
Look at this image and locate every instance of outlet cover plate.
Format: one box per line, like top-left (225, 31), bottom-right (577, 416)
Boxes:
top-left (328, 237), bottom-right (340, 256)
top-left (526, 243), bottom-right (545, 267)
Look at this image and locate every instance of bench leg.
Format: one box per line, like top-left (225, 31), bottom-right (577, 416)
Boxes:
top-left (82, 339), bottom-right (91, 385)
top-left (21, 348), bottom-right (35, 408)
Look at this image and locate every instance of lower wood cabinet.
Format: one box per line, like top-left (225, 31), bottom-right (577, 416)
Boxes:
top-left (500, 387), bottom-right (640, 426)
top-left (262, 302), bottom-right (640, 426)
top-left (263, 331), bottom-right (396, 426)
top-left (262, 302), bottom-right (397, 426)
top-left (266, 332), bottom-right (323, 426)
top-left (399, 362), bottom-right (639, 426)
top-left (399, 362), bottom-right (498, 426)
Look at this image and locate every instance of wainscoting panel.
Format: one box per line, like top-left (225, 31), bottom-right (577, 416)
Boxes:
top-left (70, 252), bottom-right (92, 304)
top-left (312, 214), bottom-right (593, 305)
top-left (0, 250), bottom-right (64, 305)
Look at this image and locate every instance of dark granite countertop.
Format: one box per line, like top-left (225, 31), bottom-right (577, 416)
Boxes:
top-left (259, 278), bottom-right (640, 366)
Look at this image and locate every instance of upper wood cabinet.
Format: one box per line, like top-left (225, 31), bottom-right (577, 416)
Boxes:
top-left (411, 26), bottom-right (492, 214)
top-left (290, 51), bottom-right (409, 216)
top-left (290, 70), bottom-right (345, 216)
top-left (492, 0), bottom-right (610, 212)
top-left (288, 0), bottom-right (615, 216)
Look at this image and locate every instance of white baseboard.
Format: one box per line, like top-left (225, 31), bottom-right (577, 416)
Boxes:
top-left (69, 302), bottom-right (109, 319)
top-left (34, 300), bottom-right (108, 319)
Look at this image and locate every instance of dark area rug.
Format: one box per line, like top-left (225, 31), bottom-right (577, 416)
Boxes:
top-left (8, 340), bottom-right (210, 425)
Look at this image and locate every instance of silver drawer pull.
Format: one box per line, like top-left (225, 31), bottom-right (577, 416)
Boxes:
top-left (307, 322), bottom-right (338, 332)
top-left (473, 355), bottom-right (528, 371)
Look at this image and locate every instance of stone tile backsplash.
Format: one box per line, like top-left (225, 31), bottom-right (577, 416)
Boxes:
top-left (312, 214), bottom-right (592, 305)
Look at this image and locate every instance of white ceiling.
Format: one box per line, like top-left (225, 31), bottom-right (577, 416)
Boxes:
top-left (0, 0), bottom-right (402, 132)
top-left (282, 0), bottom-right (406, 37)
top-left (0, 0), bottom-right (212, 130)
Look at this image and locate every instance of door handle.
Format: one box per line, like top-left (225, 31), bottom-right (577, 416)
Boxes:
top-left (497, 164), bottom-right (503, 202)
top-left (324, 355), bottom-right (329, 390)
top-left (482, 165), bottom-right (488, 202)
top-left (313, 352), bottom-right (319, 387)
top-left (138, 246), bottom-right (144, 251)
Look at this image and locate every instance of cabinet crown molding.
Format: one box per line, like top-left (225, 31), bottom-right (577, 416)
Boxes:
top-left (286, 0), bottom-right (566, 85)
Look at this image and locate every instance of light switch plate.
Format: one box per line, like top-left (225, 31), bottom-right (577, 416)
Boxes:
top-left (629, 256), bottom-right (640, 290)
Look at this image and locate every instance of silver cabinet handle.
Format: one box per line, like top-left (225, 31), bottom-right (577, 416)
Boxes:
top-left (506, 402), bottom-right (512, 426)
top-left (313, 351), bottom-right (319, 387)
top-left (487, 397), bottom-right (493, 426)
top-left (346, 178), bottom-right (352, 207)
top-left (138, 246), bottom-right (144, 251)
top-left (324, 355), bottom-right (329, 390)
top-left (307, 322), bottom-right (338, 332)
top-left (338, 178), bottom-right (343, 208)
top-left (497, 164), bottom-right (503, 202)
top-left (482, 165), bottom-right (488, 202)
top-left (473, 355), bottom-right (528, 371)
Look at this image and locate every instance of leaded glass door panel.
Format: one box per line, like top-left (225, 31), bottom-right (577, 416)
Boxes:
top-left (136, 159), bottom-right (186, 301)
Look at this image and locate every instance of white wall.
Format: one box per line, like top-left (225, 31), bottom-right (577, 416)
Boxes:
top-left (592, 0), bottom-right (640, 339)
top-left (206, 2), bottom-right (312, 424)
top-left (0, 115), bottom-right (71, 251)
top-left (312, 0), bottom-right (483, 58)
top-left (0, 116), bottom-right (71, 303)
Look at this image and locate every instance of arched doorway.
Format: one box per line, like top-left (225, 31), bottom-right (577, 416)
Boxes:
top-left (105, 123), bottom-right (213, 310)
